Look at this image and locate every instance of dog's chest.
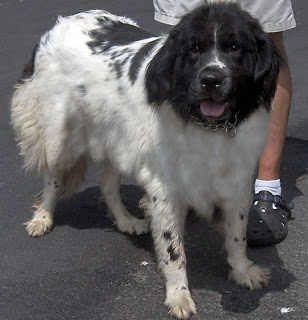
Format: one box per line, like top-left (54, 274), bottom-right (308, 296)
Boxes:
top-left (155, 107), bottom-right (269, 213)
top-left (173, 130), bottom-right (238, 208)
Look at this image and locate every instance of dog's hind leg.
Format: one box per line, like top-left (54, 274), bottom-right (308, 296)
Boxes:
top-left (25, 156), bottom-right (87, 237)
top-left (25, 169), bottom-right (62, 237)
top-left (100, 162), bottom-right (149, 235)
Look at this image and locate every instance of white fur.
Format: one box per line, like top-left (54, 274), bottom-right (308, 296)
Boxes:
top-left (11, 10), bottom-right (271, 319)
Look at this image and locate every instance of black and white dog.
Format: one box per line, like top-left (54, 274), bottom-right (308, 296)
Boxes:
top-left (11, 2), bottom-right (282, 319)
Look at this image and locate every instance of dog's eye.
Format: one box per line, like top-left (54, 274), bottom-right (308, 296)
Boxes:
top-left (229, 42), bottom-right (241, 52)
top-left (190, 45), bottom-right (200, 53)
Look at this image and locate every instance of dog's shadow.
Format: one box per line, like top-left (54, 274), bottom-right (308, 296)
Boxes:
top-left (53, 136), bottom-right (307, 315)
top-left (184, 215), bottom-right (296, 314)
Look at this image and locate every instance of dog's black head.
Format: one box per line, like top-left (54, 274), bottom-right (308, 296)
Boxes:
top-left (146, 2), bottom-right (283, 126)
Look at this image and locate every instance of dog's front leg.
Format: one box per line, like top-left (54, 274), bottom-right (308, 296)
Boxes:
top-left (149, 197), bottom-right (196, 319)
top-left (223, 201), bottom-right (270, 290)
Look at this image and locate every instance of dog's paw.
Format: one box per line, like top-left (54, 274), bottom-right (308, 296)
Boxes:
top-left (24, 216), bottom-right (53, 237)
top-left (165, 289), bottom-right (197, 319)
top-left (229, 263), bottom-right (270, 290)
top-left (116, 216), bottom-right (150, 235)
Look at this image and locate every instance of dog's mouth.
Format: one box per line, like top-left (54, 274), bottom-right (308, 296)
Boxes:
top-left (200, 100), bottom-right (227, 119)
top-left (190, 99), bottom-right (239, 135)
top-left (198, 100), bottom-right (232, 124)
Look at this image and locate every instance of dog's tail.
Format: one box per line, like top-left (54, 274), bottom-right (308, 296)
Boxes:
top-left (11, 83), bottom-right (87, 197)
top-left (11, 81), bottom-right (47, 174)
top-left (11, 45), bottom-right (88, 198)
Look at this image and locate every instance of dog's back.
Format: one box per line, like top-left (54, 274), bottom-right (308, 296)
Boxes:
top-left (11, 10), bottom-right (161, 180)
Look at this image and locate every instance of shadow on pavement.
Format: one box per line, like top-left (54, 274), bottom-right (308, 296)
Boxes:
top-left (281, 136), bottom-right (308, 200)
top-left (184, 214), bottom-right (296, 314)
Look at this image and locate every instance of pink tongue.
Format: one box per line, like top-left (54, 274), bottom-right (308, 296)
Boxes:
top-left (200, 100), bottom-right (225, 117)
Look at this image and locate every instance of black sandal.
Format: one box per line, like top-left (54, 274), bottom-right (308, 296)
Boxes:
top-left (246, 191), bottom-right (294, 247)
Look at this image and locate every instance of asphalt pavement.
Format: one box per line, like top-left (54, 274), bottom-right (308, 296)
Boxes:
top-left (0, 1), bottom-right (307, 319)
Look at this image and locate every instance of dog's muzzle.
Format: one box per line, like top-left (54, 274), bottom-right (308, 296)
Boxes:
top-left (197, 67), bottom-right (231, 107)
top-left (189, 68), bottom-right (239, 136)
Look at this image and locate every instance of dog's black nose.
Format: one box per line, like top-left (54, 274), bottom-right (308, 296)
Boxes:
top-left (199, 69), bottom-right (225, 88)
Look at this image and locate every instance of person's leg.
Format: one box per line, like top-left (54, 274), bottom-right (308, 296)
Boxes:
top-left (247, 32), bottom-right (294, 246)
top-left (257, 32), bottom-right (292, 182)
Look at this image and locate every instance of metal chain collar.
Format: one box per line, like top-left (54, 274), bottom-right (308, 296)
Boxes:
top-left (191, 111), bottom-right (240, 137)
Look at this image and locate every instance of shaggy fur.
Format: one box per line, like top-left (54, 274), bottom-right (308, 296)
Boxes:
top-left (11, 3), bottom-right (282, 319)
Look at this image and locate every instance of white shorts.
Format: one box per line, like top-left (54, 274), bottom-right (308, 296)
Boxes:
top-left (153, 0), bottom-right (296, 32)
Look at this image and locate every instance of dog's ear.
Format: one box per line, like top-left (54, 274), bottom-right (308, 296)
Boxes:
top-left (254, 33), bottom-right (283, 110)
top-left (145, 36), bottom-right (177, 106)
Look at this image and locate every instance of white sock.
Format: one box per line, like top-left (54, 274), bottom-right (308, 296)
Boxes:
top-left (254, 179), bottom-right (282, 196)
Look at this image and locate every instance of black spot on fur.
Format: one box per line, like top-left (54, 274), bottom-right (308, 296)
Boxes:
top-left (112, 56), bottom-right (131, 79)
top-left (153, 196), bottom-right (157, 203)
top-left (110, 52), bottom-right (118, 60)
top-left (113, 61), bottom-right (123, 79)
top-left (87, 18), bottom-right (154, 54)
top-left (240, 213), bottom-right (244, 220)
top-left (167, 243), bottom-right (180, 261)
top-left (163, 230), bottom-right (172, 240)
top-left (181, 286), bottom-right (187, 291)
top-left (78, 85), bottom-right (87, 96)
top-left (129, 39), bottom-right (159, 84)
top-left (234, 237), bottom-right (239, 242)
